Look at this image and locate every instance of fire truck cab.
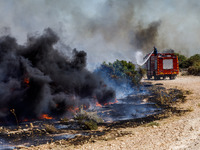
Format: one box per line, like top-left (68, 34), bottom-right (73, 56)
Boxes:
top-left (145, 52), bottom-right (179, 80)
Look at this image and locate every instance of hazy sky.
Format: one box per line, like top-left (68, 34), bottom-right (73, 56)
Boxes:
top-left (0, 0), bottom-right (199, 70)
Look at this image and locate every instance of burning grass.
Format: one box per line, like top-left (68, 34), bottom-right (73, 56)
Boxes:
top-left (0, 81), bottom-right (193, 148)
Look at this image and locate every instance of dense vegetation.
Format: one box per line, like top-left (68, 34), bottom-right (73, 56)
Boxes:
top-left (96, 60), bottom-right (145, 86)
top-left (175, 53), bottom-right (200, 75)
top-left (96, 53), bottom-right (200, 83)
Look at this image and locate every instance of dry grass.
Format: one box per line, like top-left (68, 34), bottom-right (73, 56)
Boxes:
top-left (186, 107), bottom-right (194, 112)
top-left (83, 120), bottom-right (98, 130)
top-left (185, 90), bottom-right (193, 95)
top-left (148, 86), bottom-right (187, 105)
top-left (74, 107), bottom-right (103, 123)
top-left (145, 122), bottom-right (160, 127)
top-left (60, 117), bottom-right (69, 124)
top-left (44, 124), bottom-right (57, 134)
top-left (73, 106), bottom-right (104, 130)
top-left (0, 127), bottom-right (8, 134)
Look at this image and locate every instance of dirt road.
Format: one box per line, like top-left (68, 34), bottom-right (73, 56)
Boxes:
top-left (24, 75), bottom-right (200, 150)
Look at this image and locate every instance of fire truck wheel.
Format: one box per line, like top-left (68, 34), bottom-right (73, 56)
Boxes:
top-left (170, 75), bottom-right (176, 80)
top-left (154, 76), bottom-right (160, 80)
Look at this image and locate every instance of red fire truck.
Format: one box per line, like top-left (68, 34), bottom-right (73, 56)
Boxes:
top-left (145, 52), bottom-right (179, 80)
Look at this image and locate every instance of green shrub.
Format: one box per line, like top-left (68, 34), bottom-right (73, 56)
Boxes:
top-left (74, 106), bottom-right (103, 130)
top-left (174, 53), bottom-right (188, 68)
top-left (186, 54), bottom-right (200, 75)
top-left (74, 113), bottom-right (88, 122)
top-left (188, 54), bottom-right (200, 65)
top-left (83, 120), bottom-right (98, 130)
top-left (180, 54), bottom-right (199, 68)
top-left (96, 60), bottom-right (145, 85)
top-left (175, 53), bottom-right (200, 70)
top-left (175, 53), bottom-right (200, 75)
top-left (74, 107), bottom-right (103, 123)
top-left (188, 65), bottom-right (200, 75)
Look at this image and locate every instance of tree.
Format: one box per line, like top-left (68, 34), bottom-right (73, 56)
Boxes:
top-left (96, 60), bottom-right (145, 85)
top-left (174, 53), bottom-right (188, 68)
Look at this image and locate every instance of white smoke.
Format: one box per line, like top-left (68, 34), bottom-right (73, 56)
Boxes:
top-left (0, 0), bottom-right (200, 70)
top-left (136, 50), bottom-right (154, 66)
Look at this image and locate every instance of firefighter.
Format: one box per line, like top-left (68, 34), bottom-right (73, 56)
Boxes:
top-left (154, 46), bottom-right (157, 56)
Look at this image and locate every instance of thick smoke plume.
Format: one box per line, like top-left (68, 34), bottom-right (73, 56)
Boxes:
top-left (0, 0), bottom-right (199, 121)
top-left (1, 0), bottom-right (200, 70)
top-left (0, 28), bottom-right (115, 121)
top-left (131, 21), bottom-right (161, 50)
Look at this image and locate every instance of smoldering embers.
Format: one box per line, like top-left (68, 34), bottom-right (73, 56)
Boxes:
top-left (0, 28), bottom-right (115, 120)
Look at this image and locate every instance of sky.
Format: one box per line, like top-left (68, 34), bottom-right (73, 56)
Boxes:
top-left (0, 0), bottom-right (200, 70)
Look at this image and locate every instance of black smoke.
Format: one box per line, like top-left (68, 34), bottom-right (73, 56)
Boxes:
top-left (0, 28), bottom-right (115, 121)
top-left (130, 21), bottom-right (161, 51)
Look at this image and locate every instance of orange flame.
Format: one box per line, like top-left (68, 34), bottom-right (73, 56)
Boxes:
top-left (104, 98), bottom-right (118, 106)
top-left (23, 119), bottom-right (28, 122)
top-left (83, 104), bottom-right (88, 109)
top-left (96, 99), bottom-right (118, 107)
top-left (68, 107), bottom-right (79, 113)
top-left (24, 77), bottom-right (30, 85)
top-left (96, 102), bottom-right (103, 107)
top-left (39, 114), bottom-right (53, 120)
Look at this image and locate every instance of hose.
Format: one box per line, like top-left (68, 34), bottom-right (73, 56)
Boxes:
top-left (137, 50), bottom-right (154, 66)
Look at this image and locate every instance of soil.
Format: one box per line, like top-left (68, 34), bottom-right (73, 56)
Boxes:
top-left (19, 75), bottom-right (200, 150)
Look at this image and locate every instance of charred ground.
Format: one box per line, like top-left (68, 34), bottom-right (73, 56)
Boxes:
top-left (0, 81), bottom-right (190, 149)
